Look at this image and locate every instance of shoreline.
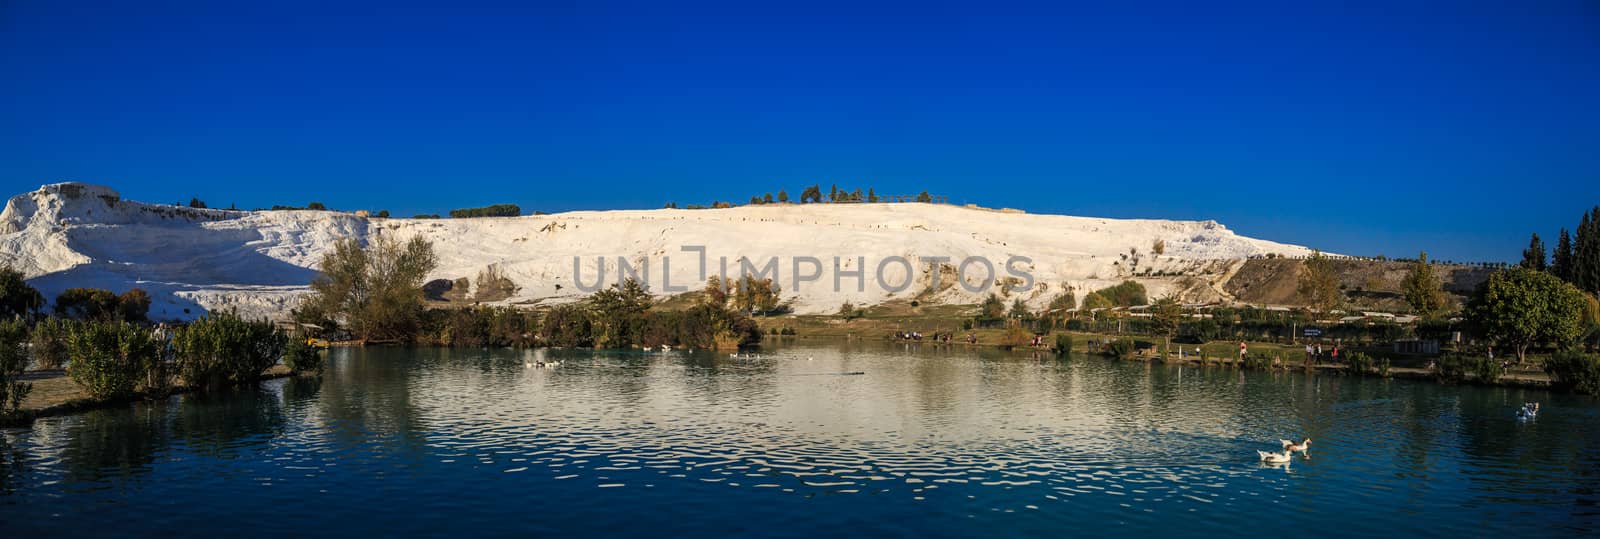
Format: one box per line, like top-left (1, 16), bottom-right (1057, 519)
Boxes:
top-left (3, 365), bottom-right (303, 428)
top-left (3, 336), bottom-right (1567, 428)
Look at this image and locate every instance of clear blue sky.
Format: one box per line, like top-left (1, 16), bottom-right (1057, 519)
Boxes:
top-left (3, 1), bottom-right (1596, 262)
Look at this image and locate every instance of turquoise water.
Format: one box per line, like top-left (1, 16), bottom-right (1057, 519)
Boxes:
top-left (2, 342), bottom-right (1597, 537)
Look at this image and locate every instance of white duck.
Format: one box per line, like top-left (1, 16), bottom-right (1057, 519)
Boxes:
top-left (1280, 438), bottom-right (1312, 455)
top-left (1258, 449), bottom-right (1294, 463)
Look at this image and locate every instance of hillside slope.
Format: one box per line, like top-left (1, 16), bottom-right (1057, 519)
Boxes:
top-left (2, 183), bottom-right (1322, 320)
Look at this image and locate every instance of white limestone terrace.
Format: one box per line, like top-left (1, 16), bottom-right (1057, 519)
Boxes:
top-left (1, 183), bottom-right (1320, 321)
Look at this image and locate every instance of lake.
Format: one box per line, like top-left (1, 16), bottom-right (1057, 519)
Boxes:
top-left (2, 342), bottom-right (1597, 537)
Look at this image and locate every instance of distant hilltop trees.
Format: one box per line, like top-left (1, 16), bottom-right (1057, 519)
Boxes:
top-left (669, 184), bottom-right (945, 209)
top-left (449, 204), bottom-right (521, 218)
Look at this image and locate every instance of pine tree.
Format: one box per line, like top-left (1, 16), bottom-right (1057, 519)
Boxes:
top-left (1552, 228), bottom-right (1574, 282)
top-left (776, 189), bottom-right (789, 203)
top-left (867, 188), bottom-right (878, 203)
top-left (829, 184), bottom-right (838, 202)
top-left (1520, 233), bottom-right (1546, 270)
top-left (1577, 207), bottom-right (1600, 295)
top-left (763, 192), bottom-right (774, 204)
top-left (1402, 251), bottom-right (1448, 318)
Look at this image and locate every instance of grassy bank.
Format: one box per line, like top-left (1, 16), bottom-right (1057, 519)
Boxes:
top-left (2, 365), bottom-right (302, 427)
top-left (759, 301), bottom-right (1566, 390)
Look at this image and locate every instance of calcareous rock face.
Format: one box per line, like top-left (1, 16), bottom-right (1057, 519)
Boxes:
top-left (0, 182), bottom-right (1321, 321)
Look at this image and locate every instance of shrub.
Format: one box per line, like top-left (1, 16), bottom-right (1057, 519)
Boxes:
top-left (283, 333), bottom-right (324, 373)
top-left (29, 317), bottom-right (71, 370)
top-left (1470, 355), bottom-right (1504, 384)
top-left (1242, 353), bottom-right (1273, 370)
top-left (117, 289), bottom-right (152, 322)
top-left (1000, 326), bottom-right (1031, 349)
top-left (67, 321), bottom-right (156, 400)
top-left (1543, 350), bottom-right (1600, 395)
top-left (1053, 334), bottom-right (1073, 356)
top-left (1104, 339), bottom-right (1135, 360)
top-left (1376, 358), bottom-right (1392, 378)
top-left (961, 319), bottom-right (974, 331)
top-left (1346, 352), bottom-right (1374, 376)
top-left (172, 313), bottom-right (287, 389)
top-left (0, 264), bottom-right (45, 318)
top-left (543, 304), bottom-right (595, 347)
top-left (0, 320), bottom-right (31, 416)
top-left (55, 288), bottom-right (121, 320)
top-left (1434, 353), bottom-right (1468, 383)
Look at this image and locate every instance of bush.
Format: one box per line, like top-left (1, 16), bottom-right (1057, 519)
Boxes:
top-left (1000, 326), bottom-right (1031, 349)
top-left (0, 264), bottom-right (45, 318)
top-left (1242, 353), bottom-right (1273, 371)
top-left (1104, 339), bottom-right (1134, 360)
top-left (1346, 352), bottom-right (1374, 376)
top-left (29, 317), bottom-right (71, 370)
top-left (1544, 350), bottom-right (1600, 395)
top-left (0, 320), bottom-right (31, 416)
top-left (283, 333), bottom-right (324, 373)
top-left (543, 304), bottom-right (595, 347)
top-left (1434, 353), bottom-right (1468, 383)
top-left (1470, 355), bottom-right (1504, 384)
top-left (961, 319), bottom-right (974, 331)
top-left (67, 321), bottom-right (157, 400)
top-left (1053, 334), bottom-right (1073, 356)
top-left (172, 313), bottom-right (287, 389)
top-left (55, 288), bottom-right (121, 320)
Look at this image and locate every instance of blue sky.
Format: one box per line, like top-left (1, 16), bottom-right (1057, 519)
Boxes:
top-left (2, 1), bottom-right (1596, 262)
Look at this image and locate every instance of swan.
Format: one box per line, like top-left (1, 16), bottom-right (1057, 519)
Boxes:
top-left (1258, 449), bottom-right (1294, 463)
top-left (1280, 438), bottom-right (1312, 454)
top-left (1516, 402), bottom-right (1539, 420)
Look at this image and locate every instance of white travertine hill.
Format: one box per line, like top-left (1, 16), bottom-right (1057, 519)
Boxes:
top-left (1, 183), bottom-right (1320, 321)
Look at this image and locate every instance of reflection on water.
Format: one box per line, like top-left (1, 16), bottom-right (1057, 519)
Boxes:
top-left (1, 343), bottom-right (1597, 537)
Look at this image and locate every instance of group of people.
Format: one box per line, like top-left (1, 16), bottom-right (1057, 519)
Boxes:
top-left (1302, 342), bottom-right (1341, 364)
top-left (893, 331), bottom-right (959, 344)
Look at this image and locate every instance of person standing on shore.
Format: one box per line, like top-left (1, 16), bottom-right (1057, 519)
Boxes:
top-left (1239, 341), bottom-right (1247, 361)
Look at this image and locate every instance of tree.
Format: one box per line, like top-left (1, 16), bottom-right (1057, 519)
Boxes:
top-left (1553, 228), bottom-right (1575, 282)
top-left (0, 265), bottom-right (44, 318)
top-left (590, 278), bottom-right (653, 348)
top-left (307, 201), bottom-right (327, 210)
top-left (777, 190), bottom-right (789, 203)
top-left (916, 191), bottom-right (932, 203)
top-left (732, 276), bottom-right (781, 314)
top-left (750, 196), bottom-right (761, 205)
top-left (1521, 233), bottom-right (1546, 271)
top-left (763, 193), bottom-right (774, 204)
top-left (54, 288), bottom-right (121, 321)
top-left (375, 210), bottom-right (390, 218)
top-left (1297, 250), bottom-right (1340, 312)
top-left (542, 303), bottom-right (594, 347)
top-left (1044, 291), bottom-right (1077, 326)
top-left (189, 197), bottom-right (207, 209)
top-left (979, 293), bottom-right (1006, 319)
top-left (829, 184), bottom-right (838, 202)
top-left (1152, 239), bottom-right (1166, 256)
top-left (800, 185), bottom-right (822, 203)
top-left (303, 234), bottom-right (438, 341)
top-left (1402, 251), bottom-right (1449, 318)
top-left (703, 276), bottom-right (729, 307)
top-left (867, 188), bottom-right (878, 203)
top-left (1009, 298), bottom-right (1030, 319)
top-left (1150, 294), bottom-right (1184, 359)
top-left (851, 188), bottom-right (863, 202)
top-left (1465, 267), bottom-right (1588, 364)
top-left (1576, 206), bottom-right (1600, 296)
top-left (117, 288), bottom-right (152, 322)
